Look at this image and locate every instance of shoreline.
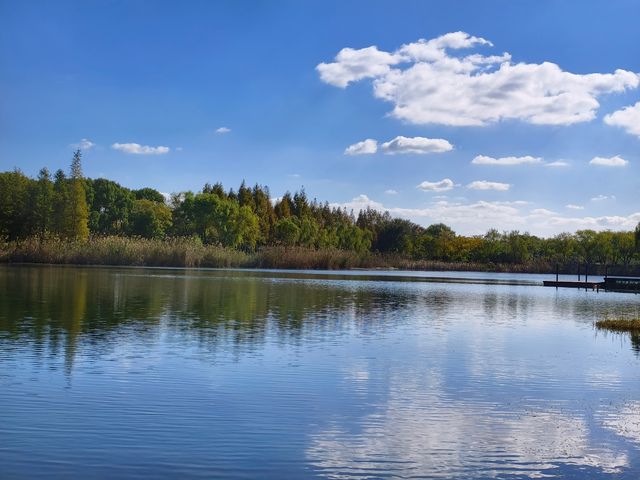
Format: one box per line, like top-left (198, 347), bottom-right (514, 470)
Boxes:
top-left (2, 236), bottom-right (637, 276)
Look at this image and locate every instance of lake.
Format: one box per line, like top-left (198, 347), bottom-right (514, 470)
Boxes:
top-left (1, 265), bottom-right (639, 479)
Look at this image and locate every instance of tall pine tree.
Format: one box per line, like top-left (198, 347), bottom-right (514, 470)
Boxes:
top-left (65, 150), bottom-right (90, 240)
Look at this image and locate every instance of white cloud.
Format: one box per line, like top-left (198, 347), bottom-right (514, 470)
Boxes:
top-left (111, 143), bottom-right (170, 155)
top-left (589, 155), bottom-right (629, 167)
top-left (530, 208), bottom-right (558, 216)
top-left (316, 46), bottom-right (401, 88)
top-left (467, 180), bottom-right (511, 191)
top-left (215, 127), bottom-right (231, 134)
top-left (334, 194), bottom-right (385, 212)
top-left (604, 101), bottom-right (640, 137)
top-left (591, 194), bottom-right (616, 202)
top-left (566, 204), bottom-right (584, 210)
top-left (384, 189), bottom-right (398, 195)
top-left (546, 160), bottom-right (570, 168)
top-left (71, 138), bottom-right (95, 150)
top-left (344, 139), bottom-right (378, 155)
top-left (417, 178), bottom-right (455, 192)
top-left (318, 32), bottom-right (639, 126)
top-left (472, 155), bottom-right (542, 166)
top-left (330, 194), bottom-right (640, 236)
top-left (381, 136), bottom-right (453, 154)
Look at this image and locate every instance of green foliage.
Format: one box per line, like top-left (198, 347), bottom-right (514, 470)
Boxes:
top-left (88, 178), bottom-right (134, 234)
top-left (52, 169), bottom-right (68, 235)
top-left (0, 164), bottom-right (638, 268)
top-left (0, 170), bottom-right (31, 240)
top-left (129, 199), bottom-right (173, 239)
top-left (274, 192), bottom-right (293, 219)
top-left (64, 151), bottom-right (90, 240)
top-left (30, 168), bottom-right (54, 238)
top-left (274, 218), bottom-right (300, 246)
top-left (134, 187), bottom-right (166, 203)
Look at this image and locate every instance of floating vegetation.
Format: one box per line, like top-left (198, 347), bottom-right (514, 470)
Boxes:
top-left (595, 318), bottom-right (640, 355)
top-left (595, 318), bottom-right (640, 333)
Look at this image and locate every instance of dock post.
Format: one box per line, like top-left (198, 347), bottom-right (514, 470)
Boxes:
top-left (578, 264), bottom-right (580, 281)
top-left (585, 263), bottom-right (588, 291)
top-left (555, 264), bottom-right (559, 289)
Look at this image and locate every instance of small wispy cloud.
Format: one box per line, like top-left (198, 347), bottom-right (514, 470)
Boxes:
top-left (417, 178), bottom-right (455, 192)
top-left (384, 189), bottom-right (398, 195)
top-left (530, 208), bottom-right (558, 216)
top-left (112, 143), bottom-right (170, 155)
top-left (215, 127), bottom-right (231, 134)
top-left (589, 155), bottom-right (628, 167)
top-left (71, 138), bottom-right (96, 150)
top-left (344, 139), bottom-right (378, 155)
top-left (565, 204), bottom-right (584, 210)
top-left (591, 195), bottom-right (616, 202)
top-left (472, 155), bottom-right (542, 166)
top-left (545, 160), bottom-right (570, 168)
top-left (381, 136), bottom-right (453, 155)
top-left (466, 180), bottom-right (511, 191)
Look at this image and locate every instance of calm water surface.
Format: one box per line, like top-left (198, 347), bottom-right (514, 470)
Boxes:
top-left (1, 265), bottom-right (639, 479)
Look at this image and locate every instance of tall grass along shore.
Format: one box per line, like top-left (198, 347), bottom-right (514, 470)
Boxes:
top-left (1, 236), bottom-right (560, 272)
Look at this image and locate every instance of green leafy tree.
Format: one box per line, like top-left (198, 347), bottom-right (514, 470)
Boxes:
top-left (236, 205), bottom-right (261, 250)
top-left (88, 178), bottom-right (134, 234)
top-left (612, 231), bottom-right (636, 266)
top-left (170, 192), bottom-right (197, 236)
top-left (52, 169), bottom-right (68, 236)
top-left (134, 187), bottom-right (166, 204)
top-left (425, 223), bottom-right (456, 260)
top-left (375, 218), bottom-right (418, 254)
top-left (0, 169), bottom-right (31, 239)
top-left (30, 168), bottom-right (54, 238)
top-left (192, 193), bottom-right (259, 248)
top-left (274, 218), bottom-right (300, 246)
top-left (129, 199), bottom-right (173, 238)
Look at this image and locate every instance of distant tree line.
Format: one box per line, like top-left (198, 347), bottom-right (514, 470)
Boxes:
top-left (1, 152), bottom-right (639, 268)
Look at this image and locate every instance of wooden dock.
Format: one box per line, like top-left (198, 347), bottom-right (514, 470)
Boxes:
top-left (543, 276), bottom-right (640, 293)
top-left (603, 277), bottom-right (640, 293)
top-left (543, 280), bottom-right (604, 290)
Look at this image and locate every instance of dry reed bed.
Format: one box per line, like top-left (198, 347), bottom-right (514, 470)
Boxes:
top-left (1, 236), bottom-right (555, 272)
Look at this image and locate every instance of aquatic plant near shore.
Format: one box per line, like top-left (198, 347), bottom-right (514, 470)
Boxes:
top-left (0, 236), bottom-right (253, 268)
top-left (595, 318), bottom-right (640, 332)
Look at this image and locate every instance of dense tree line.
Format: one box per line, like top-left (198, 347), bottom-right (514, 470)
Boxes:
top-left (1, 153), bottom-right (639, 267)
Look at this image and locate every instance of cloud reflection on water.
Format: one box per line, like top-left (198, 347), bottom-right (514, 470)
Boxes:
top-left (308, 369), bottom-right (628, 478)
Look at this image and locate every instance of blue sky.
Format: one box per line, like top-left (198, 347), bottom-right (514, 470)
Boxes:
top-left (1, 0), bottom-right (639, 236)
